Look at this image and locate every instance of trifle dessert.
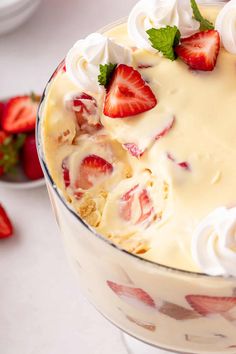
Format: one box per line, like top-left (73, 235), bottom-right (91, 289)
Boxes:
top-left (39, 1), bottom-right (236, 353)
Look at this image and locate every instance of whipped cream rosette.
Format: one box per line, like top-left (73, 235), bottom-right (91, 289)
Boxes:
top-left (215, 0), bottom-right (236, 54)
top-left (128, 0), bottom-right (200, 51)
top-left (192, 207), bottom-right (236, 277)
top-left (66, 33), bottom-right (132, 93)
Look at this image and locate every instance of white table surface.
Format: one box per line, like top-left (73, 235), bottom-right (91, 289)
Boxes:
top-left (0, 1), bottom-right (138, 353)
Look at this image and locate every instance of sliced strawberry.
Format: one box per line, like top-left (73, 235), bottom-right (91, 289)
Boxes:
top-left (2, 94), bottom-right (41, 133)
top-left (107, 280), bottom-right (155, 308)
top-left (155, 117), bottom-right (175, 140)
top-left (120, 185), bottom-right (139, 221)
top-left (186, 295), bottom-right (236, 316)
top-left (167, 153), bottom-right (190, 171)
top-left (70, 92), bottom-right (101, 133)
top-left (120, 185), bottom-right (154, 225)
top-left (77, 154), bottom-right (113, 190)
top-left (123, 143), bottom-right (144, 158)
top-left (175, 30), bottom-right (220, 71)
top-left (0, 204), bottom-right (13, 238)
top-left (62, 158), bottom-right (70, 188)
top-left (104, 64), bottom-right (157, 118)
top-left (137, 189), bottom-right (154, 224)
top-left (22, 134), bottom-right (44, 180)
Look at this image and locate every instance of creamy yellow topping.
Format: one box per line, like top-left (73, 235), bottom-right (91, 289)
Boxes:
top-left (42, 5), bottom-right (236, 272)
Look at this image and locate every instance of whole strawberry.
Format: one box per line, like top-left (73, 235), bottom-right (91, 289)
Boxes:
top-left (1, 93), bottom-right (41, 134)
top-left (22, 134), bottom-right (44, 180)
top-left (0, 204), bottom-right (13, 238)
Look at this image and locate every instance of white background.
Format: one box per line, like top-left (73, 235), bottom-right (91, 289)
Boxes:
top-left (0, 1), bottom-right (137, 353)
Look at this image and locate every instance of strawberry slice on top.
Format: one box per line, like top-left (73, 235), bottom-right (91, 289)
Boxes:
top-left (76, 154), bottom-right (113, 190)
top-left (175, 30), bottom-right (220, 71)
top-left (1, 94), bottom-right (40, 133)
top-left (104, 64), bottom-right (157, 118)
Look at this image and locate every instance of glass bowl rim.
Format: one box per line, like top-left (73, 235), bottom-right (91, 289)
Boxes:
top-left (36, 2), bottom-right (235, 281)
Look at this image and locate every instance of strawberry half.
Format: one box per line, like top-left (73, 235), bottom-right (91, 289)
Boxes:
top-left (107, 280), bottom-right (155, 308)
top-left (104, 64), bottom-right (157, 118)
top-left (186, 295), bottom-right (236, 316)
top-left (22, 134), bottom-right (44, 180)
top-left (175, 30), bottom-right (220, 71)
top-left (0, 205), bottom-right (13, 238)
top-left (2, 93), bottom-right (41, 133)
top-left (76, 154), bottom-right (113, 190)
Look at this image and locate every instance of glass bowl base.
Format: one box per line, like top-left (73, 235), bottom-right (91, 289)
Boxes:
top-left (122, 332), bottom-right (182, 354)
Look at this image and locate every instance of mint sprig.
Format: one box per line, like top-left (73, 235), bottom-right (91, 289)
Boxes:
top-left (98, 63), bottom-right (117, 87)
top-left (190, 0), bottom-right (214, 31)
top-left (146, 26), bottom-right (181, 61)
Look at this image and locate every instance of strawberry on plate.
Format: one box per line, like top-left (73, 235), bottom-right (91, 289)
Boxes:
top-left (1, 93), bottom-right (41, 133)
top-left (76, 154), bottom-right (113, 190)
top-left (0, 204), bottom-right (13, 238)
top-left (186, 295), bottom-right (236, 316)
top-left (0, 102), bottom-right (5, 121)
top-left (22, 134), bottom-right (44, 180)
top-left (175, 30), bottom-right (220, 71)
top-left (107, 280), bottom-right (155, 309)
top-left (104, 64), bottom-right (157, 118)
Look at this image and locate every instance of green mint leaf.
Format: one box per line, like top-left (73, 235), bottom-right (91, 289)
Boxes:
top-left (190, 0), bottom-right (214, 31)
top-left (98, 63), bottom-right (117, 87)
top-left (146, 26), bottom-right (181, 61)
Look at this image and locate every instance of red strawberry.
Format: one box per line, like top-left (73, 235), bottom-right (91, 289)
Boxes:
top-left (22, 134), bottom-right (44, 180)
top-left (167, 153), bottom-right (190, 171)
top-left (0, 102), bottom-right (5, 122)
top-left (104, 64), bottom-right (157, 118)
top-left (1, 93), bottom-right (41, 133)
top-left (107, 280), bottom-right (155, 308)
top-left (186, 295), bottom-right (236, 316)
top-left (76, 154), bottom-right (113, 190)
top-left (175, 30), bottom-right (220, 71)
top-left (123, 143), bottom-right (144, 158)
top-left (0, 205), bottom-right (13, 238)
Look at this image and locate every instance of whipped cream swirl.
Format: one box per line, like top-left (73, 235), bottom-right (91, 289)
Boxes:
top-left (192, 207), bottom-right (236, 277)
top-left (128, 0), bottom-right (199, 51)
top-left (66, 33), bottom-right (132, 93)
top-left (215, 0), bottom-right (236, 54)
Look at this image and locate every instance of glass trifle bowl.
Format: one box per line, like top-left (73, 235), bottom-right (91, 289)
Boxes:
top-left (37, 2), bottom-right (236, 353)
